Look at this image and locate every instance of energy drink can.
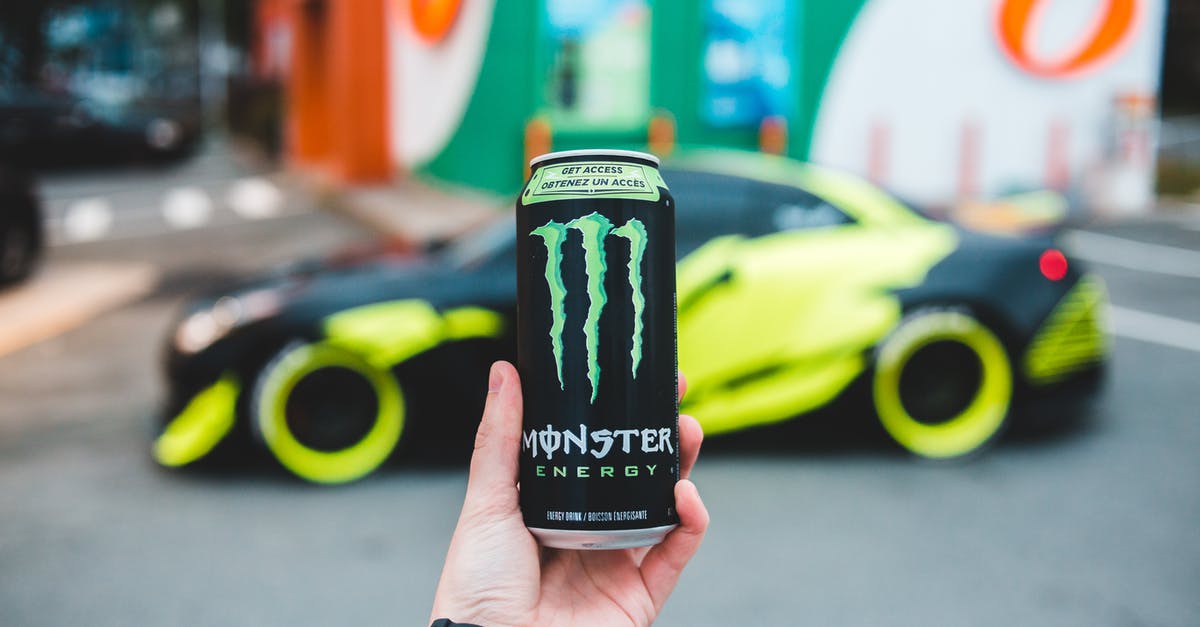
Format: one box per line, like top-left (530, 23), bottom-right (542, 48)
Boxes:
top-left (516, 149), bottom-right (679, 550)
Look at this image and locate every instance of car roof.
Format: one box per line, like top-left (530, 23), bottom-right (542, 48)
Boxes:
top-left (665, 148), bottom-right (924, 227)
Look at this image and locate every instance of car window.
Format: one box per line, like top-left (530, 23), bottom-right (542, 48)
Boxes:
top-left (445, 217), bottom-right (516, 269)
top-left (751, 181), bottom-right (854, 235)
top-left (663, 169), bottom-right (752, 254)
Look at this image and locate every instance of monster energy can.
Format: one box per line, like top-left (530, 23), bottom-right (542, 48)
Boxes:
top-left (516, 149), bottom-right (679, 550)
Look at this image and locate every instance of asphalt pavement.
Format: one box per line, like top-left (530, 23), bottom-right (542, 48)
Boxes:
top-left (0, 155), bottom-right (1198, 626)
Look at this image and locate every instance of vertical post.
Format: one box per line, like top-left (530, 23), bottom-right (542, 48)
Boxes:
top-left (958, 120), bottom-right (980, 200)
top-left (868, 119), bottom-right (889, 185)
top-left (648, 111), bottom-right (676, 159)
top-left (524, 117), bottom-right (553, 180)
top-left (758, 115), bottom-right (788, 155)
top-left (286, 0), bottom-right (331, 164)
top-left (1046, 118), bottom-right (1069, 191)
top-left (328, 0), bottom-right (392, 181)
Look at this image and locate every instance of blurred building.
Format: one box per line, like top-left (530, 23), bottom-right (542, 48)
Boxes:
top-left (259, 0), bottom-right (1166, 212)
top-left (0, 0), bottom-right (204, 164)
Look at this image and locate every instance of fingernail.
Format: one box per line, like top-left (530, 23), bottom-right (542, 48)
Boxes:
top-left (488, 362), bottom-right (504, 393)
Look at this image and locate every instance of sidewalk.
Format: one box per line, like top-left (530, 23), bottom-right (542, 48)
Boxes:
top-left (312, 165), bottom-right (1200, 244)
top-left (318, 177), bottom-right (504, 245)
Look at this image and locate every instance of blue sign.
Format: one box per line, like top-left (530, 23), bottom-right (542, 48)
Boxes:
top-left (701, 0), bottom-right (795, 128)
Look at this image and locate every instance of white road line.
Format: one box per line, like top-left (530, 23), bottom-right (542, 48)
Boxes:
top-left (46, 205), bottom-right (311, 246)
top-left (1063, 230), bottom-right (1200, 279)
top-left (161, 186), bottom-right (214, 229)
top-left (226, 177), bottom-right (284, 219)
top-left (61, 198), bottom-right (115, 242)
top-left (1109, 306), bottom-right (1200, 354)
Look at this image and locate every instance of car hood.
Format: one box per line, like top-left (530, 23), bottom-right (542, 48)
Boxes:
top-left (188, 248), bottom-right (510, 324)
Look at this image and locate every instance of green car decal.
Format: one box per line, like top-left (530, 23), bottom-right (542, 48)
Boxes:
top-left (154, 374), bottom-right (240, 467)
top-left (157, 301), bottom-right (504, 470)
top-left (675, 180), bottom-right (958, 434)
top-left (1024, 276), bottom-right (1108, 384)
top-left (323, 300), bottom-right (504, 369)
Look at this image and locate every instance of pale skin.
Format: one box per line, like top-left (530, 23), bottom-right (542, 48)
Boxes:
top-left (430, 361), bottom-right (710, 626)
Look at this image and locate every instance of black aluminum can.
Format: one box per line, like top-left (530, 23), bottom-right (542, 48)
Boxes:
top-left (516, 149), bottom-right (679, 549)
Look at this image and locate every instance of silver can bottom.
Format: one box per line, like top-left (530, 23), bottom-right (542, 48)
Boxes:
top-left (529, 524), bottom-right (677, 550)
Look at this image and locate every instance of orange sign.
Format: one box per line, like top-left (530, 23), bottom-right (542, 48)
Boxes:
top-left (409, 0), bottom-right (463, 44)
top-left (995, 0), bottom-right (1139, 78)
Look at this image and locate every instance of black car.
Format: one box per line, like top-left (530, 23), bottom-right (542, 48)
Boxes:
top-left (155, 150), bottom-right (1107, 483)
top-left (0, 163), bottom-right (42, 285)
top-left (0, 87), bottom-right (200, 166)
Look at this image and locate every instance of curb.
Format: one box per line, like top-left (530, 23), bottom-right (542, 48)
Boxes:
top-left (302, 172), bottom-right (504, 246)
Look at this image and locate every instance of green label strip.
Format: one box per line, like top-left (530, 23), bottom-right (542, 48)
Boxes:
top-left (522, 161), bottom-right (667, 204)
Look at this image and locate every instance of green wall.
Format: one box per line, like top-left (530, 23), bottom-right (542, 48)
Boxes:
top-left (421, 0), bottom-right (870, 196)
top-left (650, 1), bottom-right (760, 153)
top-left (792, 1), bottom-right (869, 158)
top-left (423, 2), bottom-right (539, 196)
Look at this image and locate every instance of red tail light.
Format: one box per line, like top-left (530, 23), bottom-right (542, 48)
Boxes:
top-left (1039, 249), bottom-right (1068, 281)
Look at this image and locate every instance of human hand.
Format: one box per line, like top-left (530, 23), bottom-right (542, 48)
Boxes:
top-left (430, 361), bottom-right (709, 627)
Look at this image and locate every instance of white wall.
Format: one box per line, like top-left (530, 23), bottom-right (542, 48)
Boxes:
top-left (386, 0), bottom-right (496, 168)
top-left (810, 0), bottom-right (1166, 207)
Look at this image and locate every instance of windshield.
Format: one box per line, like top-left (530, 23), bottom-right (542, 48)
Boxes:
top-left (443, 215), bottom-right (516, 269)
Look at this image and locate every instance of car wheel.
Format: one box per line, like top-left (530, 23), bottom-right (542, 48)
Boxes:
top-left (253, 341), bottom-right (405, 484)
top-left (0, 217), bottom-right (40, 285)
top-left (872, 308), bottom-right (1013, 459)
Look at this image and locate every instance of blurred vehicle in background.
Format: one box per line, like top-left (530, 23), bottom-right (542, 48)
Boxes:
top-left (0, 1), bottom-right (204, 167)
top-left (0, 86), bottom-right (200, 165)
top-left (0, 163), bottom-right (42, 285)
top-left (153, 150), bottom-right (1107, 484)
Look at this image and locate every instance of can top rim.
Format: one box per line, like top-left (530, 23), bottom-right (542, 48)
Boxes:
top-left (529, 149), bottom-right (660, 168)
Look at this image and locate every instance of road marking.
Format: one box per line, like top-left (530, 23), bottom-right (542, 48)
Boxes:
top-left (226, 177), bottom-right (284, 219)
top-left (45, 204), bottom-right (313, 247)
top-left (1109, 305), bottom-right (1200, 354)
top-left (0, 263), bottom-right (159, 358)
top-left (1063, 230), bottom-right (1200, 279)
top-left (61, 198), bottom-right (115, 242)
top-left (161, 186), bottom-right (214, 229)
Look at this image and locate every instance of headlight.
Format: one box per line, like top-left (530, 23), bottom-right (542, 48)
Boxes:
top-left (173, 289), bottom-right (282, 355)
top-left (146, 118), bottom-right (182, 150)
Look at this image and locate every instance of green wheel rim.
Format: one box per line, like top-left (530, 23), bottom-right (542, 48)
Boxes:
top-left (256, 342), bottom-right (404, 484)
top-left (874, 311), bottom-right (1012, 459)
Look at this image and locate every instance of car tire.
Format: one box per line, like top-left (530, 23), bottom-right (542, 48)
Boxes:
top-left (872, 308), bottom-right (1013, 459)
top-left (252, 341), bottom-right (405, 484)
top-left (0, 206), bottom-right (41, 285)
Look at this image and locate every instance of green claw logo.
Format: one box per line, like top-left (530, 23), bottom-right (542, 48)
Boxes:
top-left (531, 212), bottom-right (647, 403)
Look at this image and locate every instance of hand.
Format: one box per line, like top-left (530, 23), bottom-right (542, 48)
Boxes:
top-left (430, 361), bottom-right (709, 627)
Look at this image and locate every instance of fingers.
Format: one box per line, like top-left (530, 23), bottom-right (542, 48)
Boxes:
top-left (464, 361), bottom-right (524, 504)
top-left (678, 414), bottom-right (702, 480)
top-left (639, 480), bottom-right (710, 613)
top-left (678, 372), bottom-right (688, 402)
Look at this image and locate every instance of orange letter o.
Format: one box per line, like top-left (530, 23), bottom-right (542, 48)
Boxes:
top-left (996, 0), bottom-right (1139, 78)
top-left (409, 0), bottom-right (463, 44)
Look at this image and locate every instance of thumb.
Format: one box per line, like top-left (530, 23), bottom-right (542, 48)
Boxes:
top-left (464, 361), bottom-right (524, 504)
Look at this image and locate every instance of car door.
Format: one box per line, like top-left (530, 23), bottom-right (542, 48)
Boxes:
top-left (677, 177), bottom-right (883, 433)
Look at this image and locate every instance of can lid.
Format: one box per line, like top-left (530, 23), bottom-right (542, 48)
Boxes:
top-left (529, 149), bottom-right (660, 168)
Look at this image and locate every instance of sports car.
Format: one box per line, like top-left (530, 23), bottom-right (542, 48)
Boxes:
top-left (155, 150), bottom-right (1107, 483)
